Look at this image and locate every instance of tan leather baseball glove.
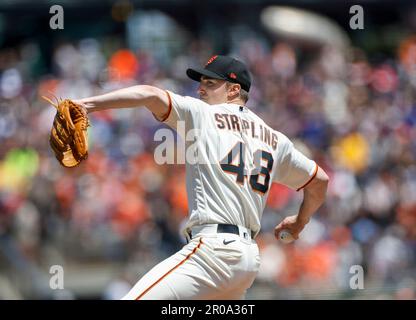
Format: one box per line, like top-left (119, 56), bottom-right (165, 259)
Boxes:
top-left (43, 96), bottom-right (90, 168)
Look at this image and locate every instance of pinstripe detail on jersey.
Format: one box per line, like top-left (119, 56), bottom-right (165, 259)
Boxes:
top-left (296, 163), bottom-right (319, 191)
top-left (135, 237), bottom-right (204, 300)
top-left (159, 90), bottom-right (172, 122)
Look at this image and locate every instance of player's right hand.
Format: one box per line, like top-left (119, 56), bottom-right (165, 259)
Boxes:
top-left (274, 214), bottom-right (309, 241)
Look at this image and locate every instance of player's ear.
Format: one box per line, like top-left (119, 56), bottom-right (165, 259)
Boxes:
top-left (235, 83), bottom-right (241, 94)
top-left (227, 82), bottom-right (241, 98)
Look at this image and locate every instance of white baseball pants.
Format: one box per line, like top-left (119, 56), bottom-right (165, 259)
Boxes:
top-left (122, 225), bottom-right (260, 300)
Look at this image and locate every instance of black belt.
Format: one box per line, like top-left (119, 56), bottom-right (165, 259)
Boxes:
top-left (187, 224), bottom-right (254, 240)
top-left (218, 224), bottom-right (240, 235)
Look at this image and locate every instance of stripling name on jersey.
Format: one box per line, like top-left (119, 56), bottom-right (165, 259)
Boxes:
top-left (214, 113), bottom-right (278, 150)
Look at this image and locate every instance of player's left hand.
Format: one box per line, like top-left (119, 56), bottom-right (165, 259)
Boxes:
top-left (274, 214), bottom-right (309, 241)
top-left (43, 96), bottom-right (90, 168)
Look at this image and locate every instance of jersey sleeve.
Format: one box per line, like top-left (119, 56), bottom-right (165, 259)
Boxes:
top-left (273, 133), bottom-right (318, 191)
top-left (153, 90), bottom-right (206, 136)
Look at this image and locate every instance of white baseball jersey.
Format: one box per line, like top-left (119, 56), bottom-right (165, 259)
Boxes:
top-left (156, 90), bottom-right (318, 239)
top-left (123, 89), bottom-right (318, 300)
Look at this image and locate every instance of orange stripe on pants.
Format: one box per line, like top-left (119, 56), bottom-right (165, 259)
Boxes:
top-left (135, 238), bottom-right (204, 300)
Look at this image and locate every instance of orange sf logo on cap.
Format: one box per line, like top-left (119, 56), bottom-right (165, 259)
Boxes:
top-left (229, 72), bottom-right (237, 79)
top-left (205, 55), bottom-right (218, 66)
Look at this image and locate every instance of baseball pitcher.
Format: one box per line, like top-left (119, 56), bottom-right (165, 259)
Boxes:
top-left (51, 55), bottom-right (329, 299)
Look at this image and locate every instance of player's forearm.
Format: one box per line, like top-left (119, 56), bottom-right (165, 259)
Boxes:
top-left (297, 167), bottom-right (329, 225)
top-left (77, 85), bottom-right (165, 115)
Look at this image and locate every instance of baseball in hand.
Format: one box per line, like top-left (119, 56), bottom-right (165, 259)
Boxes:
top-left (278, 230), bottom-right (295, 244)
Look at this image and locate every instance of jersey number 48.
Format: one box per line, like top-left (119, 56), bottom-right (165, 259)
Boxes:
top-left (220, 141), bottom-right (274, 195)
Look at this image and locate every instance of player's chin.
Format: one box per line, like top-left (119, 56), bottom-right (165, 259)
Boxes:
top-left (200, 95), bottom-right (212, 103)
top-left (201, 98), bottom-right (216, 105)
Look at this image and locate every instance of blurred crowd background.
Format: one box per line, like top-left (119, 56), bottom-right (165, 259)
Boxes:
top-left (0, 0), bottom-right (415, 299)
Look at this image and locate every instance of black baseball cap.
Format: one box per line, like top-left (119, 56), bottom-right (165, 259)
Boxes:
top-left (186, 55), bottom-right (252, 92)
